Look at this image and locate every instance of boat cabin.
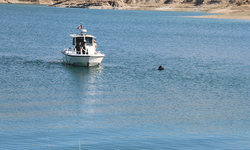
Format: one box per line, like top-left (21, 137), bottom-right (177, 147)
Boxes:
top-left (70, 29), bottom-right (96, 55)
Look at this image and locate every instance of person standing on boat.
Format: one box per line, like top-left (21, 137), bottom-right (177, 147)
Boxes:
top-left (75, 42), bottom-right (83, 54)
top-left (82, 41), bottom-right (87, 54)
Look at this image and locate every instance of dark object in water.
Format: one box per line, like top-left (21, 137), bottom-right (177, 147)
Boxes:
top-left (158, 66), bottom-right (164, 70)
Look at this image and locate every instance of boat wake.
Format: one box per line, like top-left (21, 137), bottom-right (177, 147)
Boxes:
top-left (0, 55), bottom-right (63, 68)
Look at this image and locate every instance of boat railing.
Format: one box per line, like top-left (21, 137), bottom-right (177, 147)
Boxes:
top-left (79, 49), bottom-right (88, 55)
top-left (95, 51), bottom-right (101, 54)
top-left (64, 48), bottom-right (74, 54)
top-left (64, 48), bottom-right (90, 55)
top-left (64, 48), bottom-right (71, 53)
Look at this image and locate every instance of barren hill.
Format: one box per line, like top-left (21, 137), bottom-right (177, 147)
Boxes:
top-left (1, 0), bottom-right (249, 8)
top-left (1, 0), bottom-right (250, 19)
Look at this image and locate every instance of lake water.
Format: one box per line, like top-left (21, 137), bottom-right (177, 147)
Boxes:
top-left (0, 4), bottom-right (250, 150)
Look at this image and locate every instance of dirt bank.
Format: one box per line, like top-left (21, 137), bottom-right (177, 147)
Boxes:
top-left (1, 0), bottom-right (250, 20)
top-left (190, 4), bottom-right (250, 20)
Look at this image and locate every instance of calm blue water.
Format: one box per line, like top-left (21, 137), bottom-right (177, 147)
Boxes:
top-left (0, 4), bottom-right (250, 150)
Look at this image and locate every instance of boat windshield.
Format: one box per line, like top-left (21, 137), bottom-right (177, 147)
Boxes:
top-left (73, 37), bottom-right (93, 46)
top-left (85, 37), bottom-right (93, 46)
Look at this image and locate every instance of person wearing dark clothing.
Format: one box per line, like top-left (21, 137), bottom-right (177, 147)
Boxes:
top-left (82, 41), bottom-right (87, 54)
top-left (75, 42), bottom-right (83, 54)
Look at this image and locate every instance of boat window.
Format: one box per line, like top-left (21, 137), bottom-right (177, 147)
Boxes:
top-left (86, 37), bottom-right (93, 46)
top-left (75, 37), bottom-right (93, 46)
top-left (72, 38), bottom-right (76, 46)
top-left (76, 37), bottom-right (85, 45)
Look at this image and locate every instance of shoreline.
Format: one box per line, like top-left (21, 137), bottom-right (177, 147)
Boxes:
top-left (190, 4), bottom-right (250, 20)
top-left (1, 2), bottom-right (250, 20)
top-left (150, 4), bottom-right (250, 20)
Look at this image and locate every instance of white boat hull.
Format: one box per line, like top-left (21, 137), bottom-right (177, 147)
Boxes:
top-left (62, 51), bottom-right (104, 67)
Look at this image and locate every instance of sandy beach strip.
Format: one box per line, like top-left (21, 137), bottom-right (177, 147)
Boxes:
top-left (192, 14), bottom-right (250, 20)
top-left (190, 5), bottom-right (250, 20)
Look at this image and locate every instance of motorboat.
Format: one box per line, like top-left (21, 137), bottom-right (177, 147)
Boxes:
top-left (61, 27), bottom-right (105, 67)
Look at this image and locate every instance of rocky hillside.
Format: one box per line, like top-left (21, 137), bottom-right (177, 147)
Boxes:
top-left (0, 0), bottom-right (54, 4)
top-left (1, 0), bottom-right (249, 11)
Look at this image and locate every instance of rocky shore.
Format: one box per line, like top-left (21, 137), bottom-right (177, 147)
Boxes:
top-left (1, 0), bottom-right (250, 20)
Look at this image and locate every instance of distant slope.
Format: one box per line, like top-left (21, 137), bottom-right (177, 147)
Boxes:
top-left (1, 0), bottom-right (250, 17)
